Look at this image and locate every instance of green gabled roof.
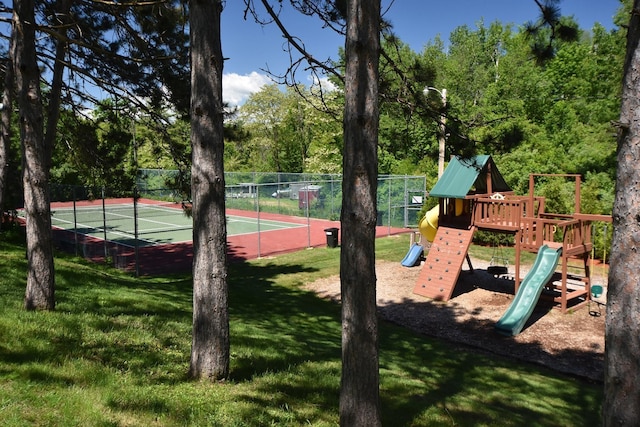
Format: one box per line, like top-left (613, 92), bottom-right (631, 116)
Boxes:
top-left (428, 155), bottom-right (511, 198)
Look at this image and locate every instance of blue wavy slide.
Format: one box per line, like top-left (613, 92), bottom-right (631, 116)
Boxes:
top-left (495, 245), bottom-right (562, 336)
top-left (401, 243), bottom-right (424, 267)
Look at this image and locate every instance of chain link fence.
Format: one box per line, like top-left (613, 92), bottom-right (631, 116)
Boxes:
top-left (137, 169), bottom-right (426, 228)
top-left (42, 172), bottom-right (425, 275)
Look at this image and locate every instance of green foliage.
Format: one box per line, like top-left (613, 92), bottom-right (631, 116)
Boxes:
top-left (473, 229), bottom-right (515, 247)
top-left (376, 37), bottom-right (439, 173)
top-left (537, 176), bottom-right (578, 215)
top-left (52, 102), bottom-right (135, 194)
top-left (581, 172), bottom-right (615, 215)
top-left (40, 3), bottom-right (624, 220)
top-left (235, 84), bottom-right (321, 173)
top-left (524, 3), bottom-right (580, 63)
top-left (136, 117), bottom-right (191, 171)
top-left (231, 84), bottom-right (343, 174)
top-left (590, 220), bottom-right (613, 261)
top-left (50, 99), bottom-right (196, 197)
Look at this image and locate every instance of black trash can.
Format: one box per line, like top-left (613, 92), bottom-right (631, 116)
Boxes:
top-left (324, 227), bottom-right (339, 248)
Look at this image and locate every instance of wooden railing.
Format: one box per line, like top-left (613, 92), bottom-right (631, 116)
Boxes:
top-left (472, 198), bottom-right (592, 254)
top-left (472, 198), bottom-right (523, 231)
top-left (557, 218), bottom-right (592, 256)
top-left (470, 194), bottom-right (599, 312)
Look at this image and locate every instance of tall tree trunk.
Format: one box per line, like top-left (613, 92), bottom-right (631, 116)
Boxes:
top-left (339, 0), bottom-right (381, 425)
top-left (43, 0), bottom-right (73, 152)
top-left (604, 1), bottom-right (640, 424)
top-left (0, 26), bottom-right (15, 229)
top-left (13, 0), bottom-right (55, 310)
top-left (188, 0), bottom-right (229, 381)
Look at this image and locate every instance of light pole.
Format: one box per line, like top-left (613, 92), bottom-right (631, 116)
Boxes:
top-left (424, 87), bottom-right (447, 178)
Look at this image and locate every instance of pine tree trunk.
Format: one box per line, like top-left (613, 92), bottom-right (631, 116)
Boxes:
top-left (339, 0), bottom-right (381, 425)
top-left (43, 0), bottom-right (72, 156)
top-left (0, 40), bottom-right (13, 228)
top-left (188, 0), bottom-right (229, 381)
top-left (13, 0), bottom-right (55, 310)
top-left (604, 1), bottom-right (640, 424)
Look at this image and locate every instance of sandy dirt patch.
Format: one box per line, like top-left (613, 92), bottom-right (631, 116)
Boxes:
top-left (304, 256), bottom-right (606, 381)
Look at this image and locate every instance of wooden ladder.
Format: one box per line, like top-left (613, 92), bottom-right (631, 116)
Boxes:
top-left (413, 227), bottom-right (475, 301)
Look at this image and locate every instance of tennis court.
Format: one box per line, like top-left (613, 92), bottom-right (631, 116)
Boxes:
top-left (42, 198), bottom-right (409, 275)
top-left (49, 201), bottom-right (306, 248)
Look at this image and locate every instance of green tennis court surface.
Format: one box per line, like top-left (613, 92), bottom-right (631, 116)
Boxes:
top-left (48, 203), bottom-right (304, 248)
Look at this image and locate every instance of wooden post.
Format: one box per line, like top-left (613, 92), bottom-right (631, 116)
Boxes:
top-left (575, 174), bottom-right (581, 214)
top-left (528, 174), bottom-right (535, 218)
top-left (515, 229), bottom-right (521, 293)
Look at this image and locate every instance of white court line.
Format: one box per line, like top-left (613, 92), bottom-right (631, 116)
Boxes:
top-left (227, 216), bottom-right (304, 230)
top-left (51, 210), bottom-right (305, 245)
top-left (51, 217), bottom-right (159, 246)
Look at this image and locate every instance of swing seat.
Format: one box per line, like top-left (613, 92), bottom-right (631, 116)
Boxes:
top-left (487, 265), bottom-right (508, 275)
top-left (589, 285), bottom-right (605, 317)
top-left (591, 285), bottom-right (603, 299)
top-left (488, 235), bottom-right (509, 276)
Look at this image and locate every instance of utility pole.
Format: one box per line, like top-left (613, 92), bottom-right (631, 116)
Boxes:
top-left (437, 88), bottom-right (447, 178)
top-left (424, 87), bottom-right (447, 177)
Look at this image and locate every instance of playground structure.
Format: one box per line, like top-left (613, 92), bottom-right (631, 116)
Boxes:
top-left (411, 155), bottom-right (611, 316)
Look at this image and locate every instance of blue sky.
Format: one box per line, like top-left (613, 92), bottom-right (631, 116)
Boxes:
top-left (221, 0), bottom-right (622, 106)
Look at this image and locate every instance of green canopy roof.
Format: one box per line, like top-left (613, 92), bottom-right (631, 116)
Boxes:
top-left (428, 155), bottom-right (511, 198)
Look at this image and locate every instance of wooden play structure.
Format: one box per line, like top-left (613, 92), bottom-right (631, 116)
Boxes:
top-left (413, 155), bottom-right (610, 313)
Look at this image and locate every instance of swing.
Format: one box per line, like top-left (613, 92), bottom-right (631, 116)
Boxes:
top-left (487, 234), bottom-right (509, 276)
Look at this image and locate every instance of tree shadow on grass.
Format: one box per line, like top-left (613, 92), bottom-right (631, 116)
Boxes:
top-left (377, 298), bottom-right (603, 426)
top-left (0, 238), bottom-right (603, 426)
top-left (226, 261), bottom-right (342, 382)
top-left (373, 262), bottom-right (604, 425)
top-left (1, 251), bottom-right (342, 380)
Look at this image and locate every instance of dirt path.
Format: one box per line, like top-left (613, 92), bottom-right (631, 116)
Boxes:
top-left (304, 256), bottom-right (606, 382)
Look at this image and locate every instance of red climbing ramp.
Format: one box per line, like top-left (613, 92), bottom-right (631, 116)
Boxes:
top-left (413, 227), bottom-right (475, 301)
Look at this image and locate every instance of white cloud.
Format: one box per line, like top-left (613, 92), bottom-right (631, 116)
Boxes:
top-left (223, 72), bottom-right (272, 106)
top-left (308, 75), bottom-right (337, 93)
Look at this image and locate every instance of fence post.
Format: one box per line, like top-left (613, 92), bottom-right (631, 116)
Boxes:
top-left (72, 186), bottom-right (78, 257)
top-left (404, 176), bottom-right (409, 228)
top-left (134, 187), bottom-right (140, 277)
top-left (387, 177), bottom-right (391, 233)
top-left (305, 181), bottom-right (311, 248)
top-left (256, 185), bottom-right (261, 258)
top-left (101, 187), bottom-right (108, 260)
top-left (331, 178), bottom-right (336, 220)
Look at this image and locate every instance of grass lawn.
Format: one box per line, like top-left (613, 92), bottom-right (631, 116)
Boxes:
top-left (0, 229), bottom-right (602, 426)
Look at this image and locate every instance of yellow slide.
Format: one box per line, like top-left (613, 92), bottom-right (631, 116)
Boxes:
top-left (419, 205), bottom-right (439, 242)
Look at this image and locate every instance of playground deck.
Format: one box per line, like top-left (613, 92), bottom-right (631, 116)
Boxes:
top-left (415, 158), bottom-right (610, 317)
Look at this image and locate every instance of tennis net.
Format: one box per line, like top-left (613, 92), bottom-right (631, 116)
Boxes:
top-left (52, 203), bottom-right (185, 223)
top-left (50, 202), bottom-right (192, 237)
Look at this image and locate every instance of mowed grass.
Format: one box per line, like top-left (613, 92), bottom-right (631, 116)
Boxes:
top-left (0, 229), bottom-right (602, 426)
